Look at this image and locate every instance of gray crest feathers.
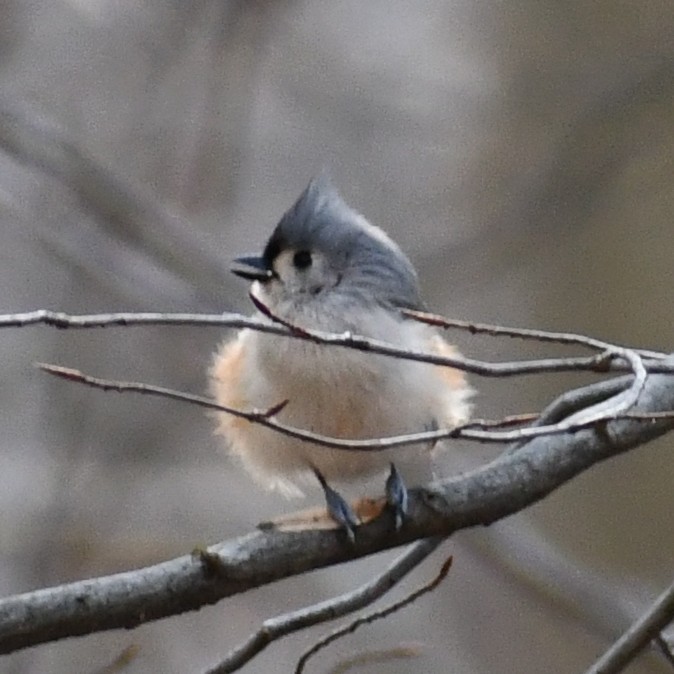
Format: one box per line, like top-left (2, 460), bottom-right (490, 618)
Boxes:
top-left (263, 176), bottom-right (424, 310)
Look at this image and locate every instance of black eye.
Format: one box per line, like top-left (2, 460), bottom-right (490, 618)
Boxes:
top-left (293, 250), bottom-right (312, 270)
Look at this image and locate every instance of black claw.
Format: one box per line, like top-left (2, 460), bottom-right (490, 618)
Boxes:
top-left (313, 468), bottom-right (359, 543)
top-left (385, 463), bottom-right (408, 530)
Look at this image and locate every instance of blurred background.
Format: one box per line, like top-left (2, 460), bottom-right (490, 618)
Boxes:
top-left (1, 1), bottom-right (673, 672)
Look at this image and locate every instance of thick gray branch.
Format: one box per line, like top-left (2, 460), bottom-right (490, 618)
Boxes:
top-left (0, 369), bottom-right (672, 654)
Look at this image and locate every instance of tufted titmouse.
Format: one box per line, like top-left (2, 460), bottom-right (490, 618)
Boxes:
top-left (210, 177), bottom-right (472, 537)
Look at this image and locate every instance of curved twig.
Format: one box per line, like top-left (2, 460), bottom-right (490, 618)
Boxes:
top-left (294, 554), bottom-right (453, 673)
top-left (205, 537), bottom-right (443, 673)
top-left (36, 363), bottom-right (671, 451)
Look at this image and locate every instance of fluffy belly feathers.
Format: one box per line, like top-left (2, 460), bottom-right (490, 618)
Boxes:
top-left (210, 325), bottom-right (471, 497)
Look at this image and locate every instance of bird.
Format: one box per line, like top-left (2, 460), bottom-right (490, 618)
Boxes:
top-left (210, 176), bottom-right (472, 539)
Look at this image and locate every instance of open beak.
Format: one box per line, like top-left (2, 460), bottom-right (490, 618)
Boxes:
top-left (231, 254), bottom-right (274, 282)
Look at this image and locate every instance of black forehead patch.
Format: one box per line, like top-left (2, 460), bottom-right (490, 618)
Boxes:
top-left (262, 229), bottom-right (286, 265)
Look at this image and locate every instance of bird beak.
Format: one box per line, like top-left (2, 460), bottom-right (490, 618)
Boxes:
top-left (231, 255), bottom-right (274, 282)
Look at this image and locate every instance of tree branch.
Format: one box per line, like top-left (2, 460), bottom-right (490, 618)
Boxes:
top-left (584, 578), bottom-right (674, 674)
top-left (403, 308), bottom-right (665, 359)
top-left (1, 365), bottom-right (673, 654)
top-left (3, 309), bottom-right (673, 377)
top-left (294, 553), bottom-right (453, 673)
top-left (35, 363), bottom-right (672, 450)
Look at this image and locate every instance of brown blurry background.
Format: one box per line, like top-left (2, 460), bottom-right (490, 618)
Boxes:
top-left (1, 1), bottom-right (673, 672)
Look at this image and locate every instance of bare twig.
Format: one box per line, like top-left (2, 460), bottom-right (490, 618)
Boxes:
top-left (1, 365), bottom-right (673, 654)
top-left (249, 290), bottom-right (313, 338)
top-left (37, 364), bottom-right (670, 450)
top-left (504, 376), bottom-right (632, 455)
top-left (621, 411), bottom-right (674, 420)
top-left (205, 537), bottom-right (443, 673)
top-left (295, 555), bottom-right (453, 673)
top-left (403, 309), bottom-right (666, 359)
top-left (3, 309), bottom-right (673, 377)
top-left (249, 296), bottom-right (651, 427)
top-left (584, 578), bottom-right (674, 674)
top-left (559, 348), bottom-right (647, 426)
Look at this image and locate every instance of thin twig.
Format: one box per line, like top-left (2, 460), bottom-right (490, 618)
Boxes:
top-left (253, 296), bottom-right (654, 432)
top-left (37, 364), bottom-right (671, 451)
top-left (295, 555), bottom-right (453, 673)
top-left (4, 309), bottom-right (673, 377)
top-left (530, 377), bottom-right (632, 426)
top-left (2, 307), bottom-right (665, 362)
top-left (403, 309), bottom-right (666, 359)
top-left (249, 290), bottom-right (313, 338)
top-left (621, 411), bottom-right (674, 420)
top-left (253, 297), bottom-right (651, 428)
top-left (504, 377), bottom-right (631, 455)
top-left (559, 348), bottom-right (648, 426)
top-left (205, 538), bottom-right (444, 673)
top-left (584, 578), bottom-right (674, 674)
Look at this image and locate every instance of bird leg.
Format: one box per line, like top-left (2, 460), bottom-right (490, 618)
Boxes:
top-left (312, 467), bottom-right (360, 543)
top-left (385, 463), bottom-right (409, 531)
